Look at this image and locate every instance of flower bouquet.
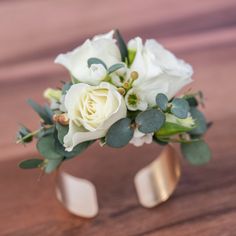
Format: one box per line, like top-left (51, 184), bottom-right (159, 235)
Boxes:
top-left (16, 30), bottom-right (211, 216)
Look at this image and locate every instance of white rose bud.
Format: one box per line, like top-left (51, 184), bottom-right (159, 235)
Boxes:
top-left (55, 30), bottom-right (121, 85)
top-left (63, 82), bottom-right (127, 151)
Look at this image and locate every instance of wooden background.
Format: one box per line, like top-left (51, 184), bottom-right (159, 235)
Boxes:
top-left (0, 0), bottom-right (236, 235)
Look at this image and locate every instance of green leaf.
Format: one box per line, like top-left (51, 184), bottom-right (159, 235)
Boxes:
top-left (155, 122), bottom-right (194, 137)
top-left (185, 96), bottom-right (198, 107)
top-left (37, 126), bottom-right (55, 139)
top-left (171, 98), bottom-right (190, 119)
top-left (189, 107), bottom-right (207, 136)
top-left (181, 140), bottom-right (211, 165)
top-left (37, 134), bottom-right (62, 160)
top-left (108, 63), bottom-right (124, 74)
top-left (55, 123), bottom-right (68, 144)
top-left (156, 93), bottom-right (168, 111)
top-left (87, 57), bottom-right (107, 69)
top-left (44, 158), bottom-right (63, 173)
top-left (19, 159), bottom-right (43, 169)
top-left (27, 99), bottom-right (54, 124)
top-left (128, 50), bottom-right (136, 66)
top-left (16, 125), bottom-right (33, 143)
top-left (115, 30), bottom-right (129, 64)
top-left (106, 118), bottom-right (134, 148)
top-left (61, 82), bottom-right (72, 95)
top-left (135, 109), bottom-right (165, 134)
top-left (54, 136), bottom-right (94, 160)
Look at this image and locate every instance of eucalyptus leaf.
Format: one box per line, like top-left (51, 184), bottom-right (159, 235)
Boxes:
top-left (87, 57), bottom-right (107, 69)
top-left (135, 109), bottom-right (165, 134)
top-left (185, 96), bottom-right (198, 107)
top-left (181, 140), bottom-right (211, 165)
top-left (115, 30), bottom-right (129, 64)
top-left (19, 159), bottom-right (43, 169)
top-left (44, 158), bottom-right (63, 173)
top-left (55, 123), bottom-right (69, 144)
top-left (171, 98), bottom-right (190, 119)
top-left (16, 125), bottom-right (33, 143)
top-left (62, 82), bottom-right (72, 95)
top-left (106, 118), bottom-right (134, 148)
top-left (189, 107), bottom-right (207, 136)
top-left (27, 99), bottom-right (53, 124)
top-left (37, 134), bottom-right (62, 160)
top-left (54, 136), bottom-right (94, 160)
top-left (108, 63), bottom-right (124, 74)
top-left (156, 93), bottom-right (168, 111)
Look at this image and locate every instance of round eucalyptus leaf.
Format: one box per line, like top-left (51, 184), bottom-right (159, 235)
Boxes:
top-left (171, 98), bottom-right (190, 119)
top-left (44, 158), bottom-right (63, 173)
top-left (19, 159), bottom-right (43, 169)
top-left (136, 109), bottom-right (165, 134)
top-left (37, 134), bottom-right (62, 160)
top-left (181, 140), bottom-right (211, 165)
top-left (106, 118), bottom-right (134, 148)
top-left (189, 107), bottom-right (207, 136)
top-left (156, 93), bottom-right (168, 111)
top-left (87, 57), bottom-right (107, 69)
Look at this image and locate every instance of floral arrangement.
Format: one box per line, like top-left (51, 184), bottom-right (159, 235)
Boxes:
top-left (17, 30), bottom-right (211, 173)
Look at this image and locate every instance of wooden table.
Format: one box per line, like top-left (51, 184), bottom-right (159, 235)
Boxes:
top-left (1, 0), bottom-right (236, 235)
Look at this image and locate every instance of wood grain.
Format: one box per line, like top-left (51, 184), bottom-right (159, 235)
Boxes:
top-left (0, 0), bottom-right (236, 235)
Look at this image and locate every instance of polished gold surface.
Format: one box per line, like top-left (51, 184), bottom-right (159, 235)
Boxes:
top-left (56, 145), bottom-right (181, 217)
top-left (134, 145), bottom-right (181, 208)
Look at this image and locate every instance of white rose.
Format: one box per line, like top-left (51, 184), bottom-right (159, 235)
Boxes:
top-left (126, 37), bottom-right (193, 109)
top-left (129, 128), bottom-right (153, 147)
top-left (63, 82), bottom-right (127, 151)
top-left (55, 30), bottom-right (121, 85)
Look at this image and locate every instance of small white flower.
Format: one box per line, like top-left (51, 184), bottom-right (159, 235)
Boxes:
top-left (125, 88), bottom-right (148, 111)
top-left (63, 82), bottom-right (127, 151)
top-left (55, 30), bottom-right (121, 85)
top-left (130, 128), bottom-right (153, 147)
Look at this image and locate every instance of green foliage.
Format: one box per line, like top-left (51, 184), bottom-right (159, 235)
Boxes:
top-left (87, 57), bottom-right (107, 69)
top-left (115, 30), bottom-right (129, 64)
top-left (181, 140), bottom-right (211, 165)
top-left (108, 63), bottom-right (124, 74)
top-left (135, 109), bottom-right (165, 134)
top-left (106, 118), bottom-right (134, 148)
top-left (44, 158), bottom-right (63, 173)
top-left (185, 96), bottom-right (198, 107)
top-left (19, 159), bottom-right (43, 169)
top-left (36, 134), bottom-right (62, 160)
top-left (128, 50), bottom-right (136, 66)
top-left (54, 134), bottom-right (94, 160)
top-left (155, 122), bottom-right (194, 137)
top-left (189, 107), bottom-right (207, 136)
top-left (27, 99), bottom-right (54, 124)
top-left (37, 126), bottom-right (55, 139)
top-left (156, 93), bottom-right (168, 111)
top-left (55, 123), bottom-right (69, 144)
top-left (170, 98), bottom-right (190, 119)
top-left (16, 125), bottom-right (33, 143)
top-left (61, 82), bottom-right (72, 95)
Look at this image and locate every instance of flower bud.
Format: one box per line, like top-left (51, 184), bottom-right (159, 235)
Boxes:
top-left (53, 113), bottom-right (69, 125)
top-left (131, 71), bottom-right (139, 80)
top-left (44, 88), bottom-right (62, 102)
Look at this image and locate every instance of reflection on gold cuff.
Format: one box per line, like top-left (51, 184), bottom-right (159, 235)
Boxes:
top-left (135, 145), bottom-right (181, 208)
top-left (55, 144), bottom-right (181, 218)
